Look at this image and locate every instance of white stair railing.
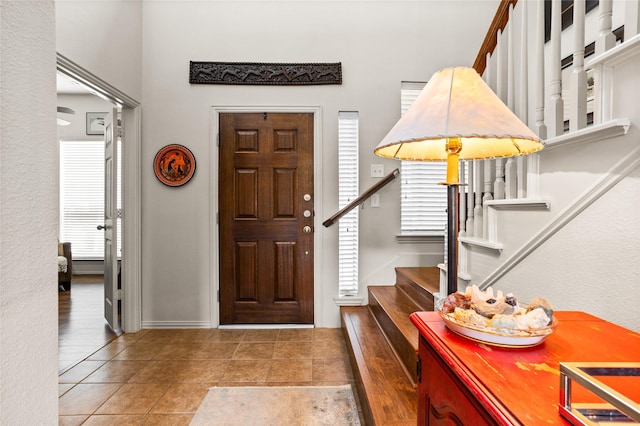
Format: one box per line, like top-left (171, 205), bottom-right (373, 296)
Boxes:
top-left (451, 0), bottom-right (638, 287)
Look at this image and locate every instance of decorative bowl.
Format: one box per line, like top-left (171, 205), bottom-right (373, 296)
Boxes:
top-left (439, 309), bottom-right (558, 348)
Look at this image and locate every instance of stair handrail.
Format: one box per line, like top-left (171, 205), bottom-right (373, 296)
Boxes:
top-left (323, 168), bottom-right (400, 227)
top-left (472, 0), bottom-right (518, 75)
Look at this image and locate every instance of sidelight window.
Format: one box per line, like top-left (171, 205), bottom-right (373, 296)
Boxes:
top-left (338, 112), bottom-right (359, 297)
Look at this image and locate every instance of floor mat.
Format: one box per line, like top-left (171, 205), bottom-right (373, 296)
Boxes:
top-left (190, 385), bottom-right (361, 425)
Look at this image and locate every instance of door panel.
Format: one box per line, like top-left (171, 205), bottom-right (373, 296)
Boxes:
top-left (103, 108), bottom-right (120, 333)
top-left (219, 112), bottom-right (314, 324)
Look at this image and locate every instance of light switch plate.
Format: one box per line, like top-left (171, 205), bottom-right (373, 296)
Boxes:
top-left (371, 194), bottom-right (380, 208)
top-left (371, 164), bottom-right (384, 178)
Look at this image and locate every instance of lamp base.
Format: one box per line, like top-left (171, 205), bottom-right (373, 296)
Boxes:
top-left (446, 184), bottom-right (459, 296)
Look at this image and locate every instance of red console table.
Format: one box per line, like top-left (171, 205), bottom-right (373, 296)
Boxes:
top-left (410, 311), bottom-right (640, 425)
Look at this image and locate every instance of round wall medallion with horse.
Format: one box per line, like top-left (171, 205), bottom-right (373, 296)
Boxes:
top-left (153, 144), bottom-right (196, 187)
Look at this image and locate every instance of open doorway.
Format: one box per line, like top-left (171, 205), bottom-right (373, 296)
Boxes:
top-left (56, 54), bottom-right (142, 372)
top-left (57, 71), bottom-right (118, 276)
top-left (57, 71), bottom-right (120, 371)
top-left (57, 72), bottom-right (122, 373)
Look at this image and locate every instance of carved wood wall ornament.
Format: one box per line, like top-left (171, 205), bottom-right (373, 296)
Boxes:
top-left (189, 62), bottom-right (342, 86)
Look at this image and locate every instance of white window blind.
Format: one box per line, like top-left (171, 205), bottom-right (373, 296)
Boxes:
top-left (60, 140), bottom-right (121, 259)
top-left (400, 82), bottom-right (447, 235)
top-left (338, 112), bottom-right (359, 297)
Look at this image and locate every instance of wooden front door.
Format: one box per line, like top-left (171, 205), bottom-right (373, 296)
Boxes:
top-left (219, 112), bottom-right (314, 324)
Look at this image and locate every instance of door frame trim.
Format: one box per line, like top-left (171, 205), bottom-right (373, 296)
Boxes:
top-left (57, 53), bottom-right (143, 332)
top-left (210, 106), bottom-right (324, 327)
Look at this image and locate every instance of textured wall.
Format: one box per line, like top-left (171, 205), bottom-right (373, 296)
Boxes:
top-left (0, 1), bottom-right (59, 422)
top-left (500, 166), bottom-right (640, 331)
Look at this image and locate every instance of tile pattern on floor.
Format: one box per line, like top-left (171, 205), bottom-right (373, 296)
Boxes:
top-left (59, 277), bottom-right (360, 424)
top-left (59, 328), bottom-right (359, 425)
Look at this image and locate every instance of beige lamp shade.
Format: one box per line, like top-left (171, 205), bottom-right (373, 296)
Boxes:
top-left (374, 67), bottom-right (544, 162)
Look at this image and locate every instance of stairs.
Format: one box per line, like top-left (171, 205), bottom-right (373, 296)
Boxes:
top-left (341, 267), bottom-right (439, 425)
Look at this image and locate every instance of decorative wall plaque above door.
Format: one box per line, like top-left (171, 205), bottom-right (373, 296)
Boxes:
top-left (189, 62), bottom-right (342, 86)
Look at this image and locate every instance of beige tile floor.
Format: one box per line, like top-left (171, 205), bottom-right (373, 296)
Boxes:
top-left (59, 326), bottom-right (359, 425)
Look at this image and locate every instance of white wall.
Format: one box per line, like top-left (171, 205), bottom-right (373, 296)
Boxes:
top-left (502, 165), bottom-right (640, 331)
top-left (55, 0), bottom-right (143, 101)
top-left (0, 1), bottom-right (59, 423)
top-left (139, 1), bottom-right (499, 327)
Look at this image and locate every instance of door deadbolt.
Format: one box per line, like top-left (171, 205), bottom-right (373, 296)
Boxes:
top-left (303, 226), bottom-right (312, 234)
top-left (303, 210), bottom-right (312, 218)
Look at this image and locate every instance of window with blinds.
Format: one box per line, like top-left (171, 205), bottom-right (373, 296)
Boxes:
top-left (338, 112), bottom-right (359, 297)
top-left (400, 82), bottom-right (447, 235)
top-left (59, 140), bottom-right (121, 259)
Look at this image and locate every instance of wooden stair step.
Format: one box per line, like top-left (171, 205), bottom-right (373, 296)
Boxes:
top-left (341, 306), bottom-right (417, 426)
top-left (368, 285), bottom-right (421, 386)
top-left (394, 267), bottom-right (439, 311)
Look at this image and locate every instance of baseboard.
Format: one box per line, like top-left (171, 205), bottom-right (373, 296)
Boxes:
top-left (141, 320), bottom-right (212, 329)
top-left (218, 324), bottom-right (315, 329)
top-left (72, 260), bottom-right (104, 275)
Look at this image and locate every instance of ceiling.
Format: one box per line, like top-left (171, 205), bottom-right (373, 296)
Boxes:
top-left (57, 72), bottom-right (94, 125)
top-left (57, 71), bottom-right (92, 95)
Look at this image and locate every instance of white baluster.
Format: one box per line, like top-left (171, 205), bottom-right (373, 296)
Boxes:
top-left (505, 158), bottom-right (517, 199)
top-left (466, 161), bottom-right (474, 236)
top-left (517, 157), bottom-right (526, 198)
top-left (507, 4), bottom-right (515, 112)
top-left (482, 159), bottom-right (494, 239)
top-left (528, 2), bottom-right (545, 204)
top-left (570, 0), bottom-right (587, 132)
top-left (536, 0), bottom-right (548, 140)
top-left (493, 27), bottom-right (506, 201)
top-left (495, 27), bottom-right (506, 101)
top-left (516, 1), bottom-right (529, 199)
top-left (518, 1), bottom-right (528, 121)
top-left (504, 4), bottom-right (516, 199)
top-left (485, 52), bottom-right (493, 90)
top-left (459, 161), bottom-right (466, 237)
top-left (625, 0), bottom-right (640, 39)
top-left (550, 0), bottom-right (564, 136)
top-left (494, 159), bottom-right (505, 200)
top-left (473, 160), bottom-right (483, 238)
top-left (596, 0), bottom-right (616, 55)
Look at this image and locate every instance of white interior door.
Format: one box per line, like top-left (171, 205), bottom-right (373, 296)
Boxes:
top-left (102, 108), bottom-right (121, 334)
